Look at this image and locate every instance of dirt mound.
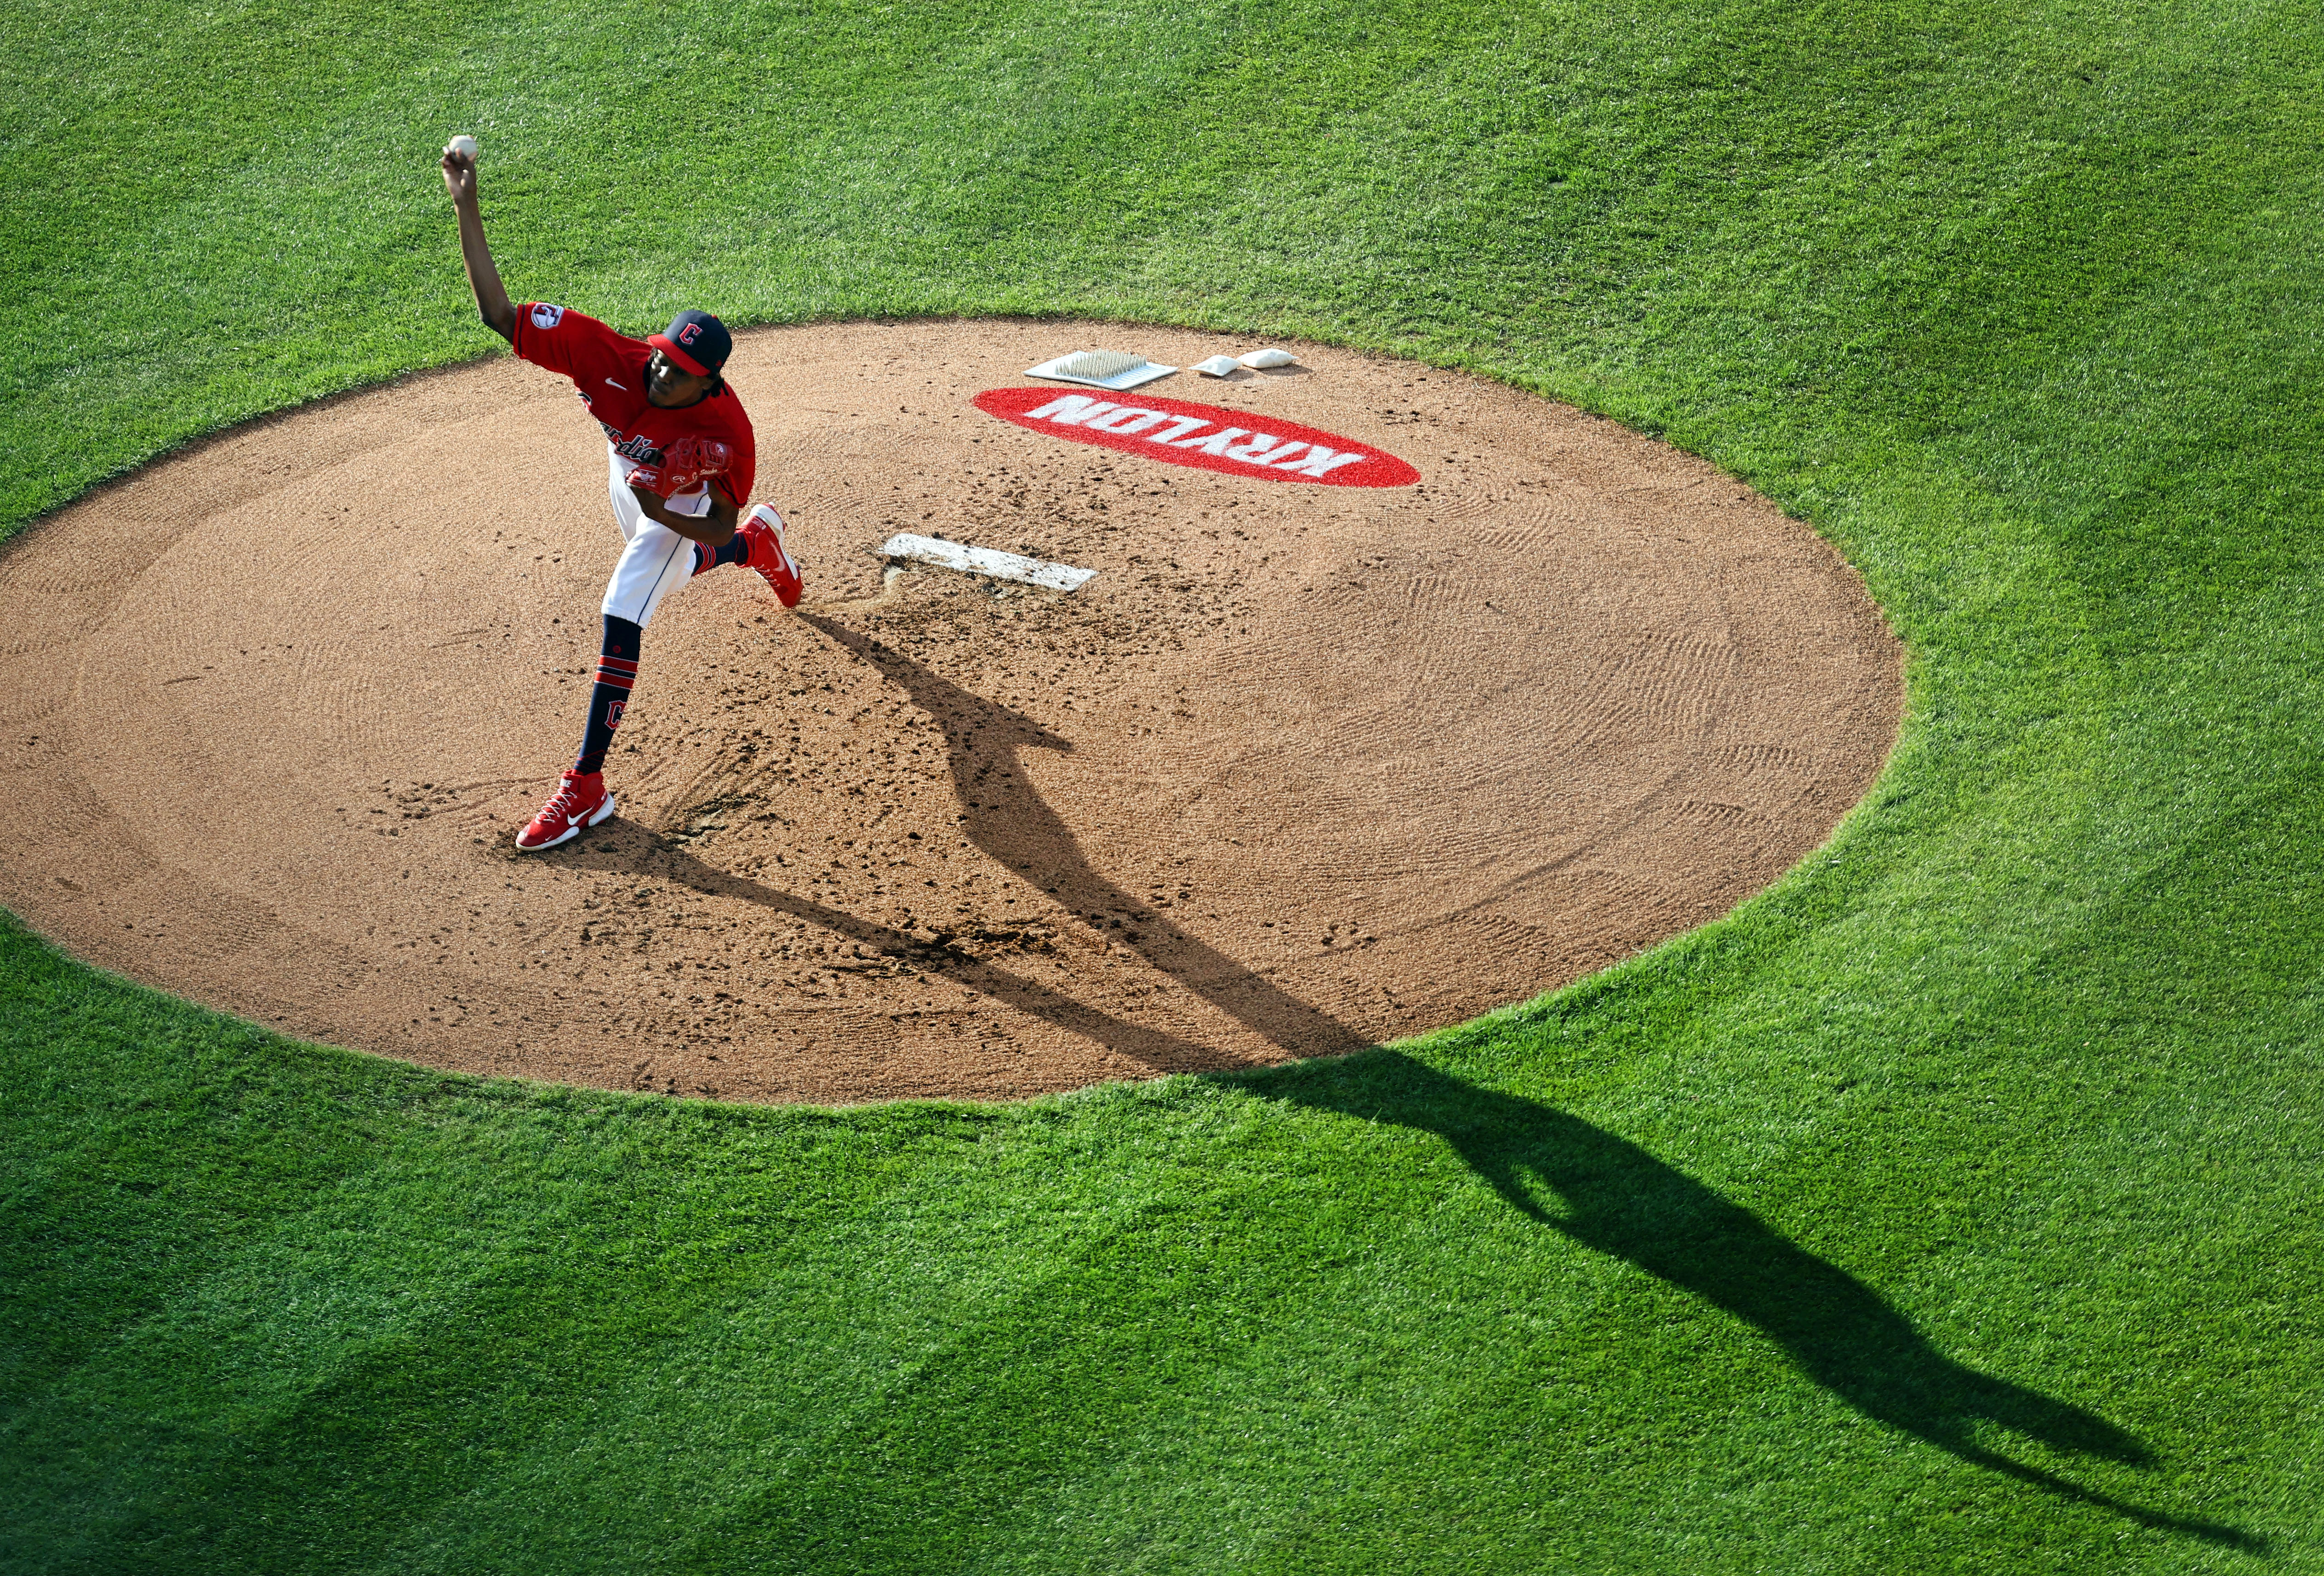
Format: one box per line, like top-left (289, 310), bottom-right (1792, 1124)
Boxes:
top-left (0, 321), bottom-right (1900, 1103)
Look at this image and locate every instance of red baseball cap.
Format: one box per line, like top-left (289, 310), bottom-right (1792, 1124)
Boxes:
top-left (648, 309), bottom-right (732, 377)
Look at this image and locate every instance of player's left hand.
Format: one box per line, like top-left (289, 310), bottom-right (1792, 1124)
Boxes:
top-left (659, 436), bottom-right (732, 492)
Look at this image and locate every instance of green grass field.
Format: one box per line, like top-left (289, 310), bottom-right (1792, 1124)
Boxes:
top-left (5, 0), bottom-right (2320, 1568)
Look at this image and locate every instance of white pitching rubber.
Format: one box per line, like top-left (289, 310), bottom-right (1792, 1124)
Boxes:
top-left (879, 533), bottom-right (1097, 593)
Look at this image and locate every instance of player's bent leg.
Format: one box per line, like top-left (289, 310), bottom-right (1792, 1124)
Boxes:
top-left (526, 498), bottom-right (718, 855)
top-left (601, 519), bottom-right (696, 629)
top-left (520, 526), bottom-right (682, 855)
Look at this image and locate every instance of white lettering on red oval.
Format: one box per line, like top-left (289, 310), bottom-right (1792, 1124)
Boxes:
top-left (1082, 406), bottom-right (1171, 435)
top-left (974, 387), bottom-right (1420, 487)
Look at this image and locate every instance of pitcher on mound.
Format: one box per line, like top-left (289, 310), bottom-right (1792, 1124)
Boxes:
top-left (440, 139), bottom-right (804, 851)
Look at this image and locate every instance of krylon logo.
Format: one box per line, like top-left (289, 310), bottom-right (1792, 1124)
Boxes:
top-left (973, 388), bottom-right (1420, 487)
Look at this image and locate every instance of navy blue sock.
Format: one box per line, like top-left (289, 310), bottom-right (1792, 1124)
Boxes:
top-left (576, 616), bottom-right (642, 775)
top-left (691, 534), bottom-right (752, 576)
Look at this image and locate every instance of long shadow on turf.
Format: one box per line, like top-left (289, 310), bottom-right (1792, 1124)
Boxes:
top-left (1248, 1049), bottom-right (2261, 1550)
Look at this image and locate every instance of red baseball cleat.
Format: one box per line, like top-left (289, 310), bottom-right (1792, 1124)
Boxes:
top-left (515, 768), bottom-right (615, 851)
top-left (740, 504), bottom-right (804, 608)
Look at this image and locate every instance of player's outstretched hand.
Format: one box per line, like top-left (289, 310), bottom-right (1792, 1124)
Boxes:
top-left (440, 147), bottom-right (478, 205)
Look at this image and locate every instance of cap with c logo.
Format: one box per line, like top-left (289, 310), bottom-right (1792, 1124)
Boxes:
top-left (648, 309), bottom-right (732, 377)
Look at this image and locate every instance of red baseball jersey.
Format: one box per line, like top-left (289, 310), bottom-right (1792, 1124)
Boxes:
top-left (511, 303), bottom-right (756, 507)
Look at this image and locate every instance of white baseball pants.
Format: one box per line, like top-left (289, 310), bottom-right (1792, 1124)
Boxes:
top-left (600, 446), bottom-right (714, 628)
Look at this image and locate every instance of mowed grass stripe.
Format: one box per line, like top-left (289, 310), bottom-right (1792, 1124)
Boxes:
top-left (5, 0), bottom-right (2323, 1569)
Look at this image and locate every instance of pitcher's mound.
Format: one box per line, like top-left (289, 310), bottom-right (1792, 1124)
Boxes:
top-left (0, 321), bottom-right (1900, 1104)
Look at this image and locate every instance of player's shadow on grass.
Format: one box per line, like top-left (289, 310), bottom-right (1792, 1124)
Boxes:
top-left (1245, 1049), bottom-right (2263, 1552)
top-left (798, 610), bottom-right (1368, 1062)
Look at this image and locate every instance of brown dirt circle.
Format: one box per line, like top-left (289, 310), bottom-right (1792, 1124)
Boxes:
top-left (0, 320), bottom-right (1901, 1104)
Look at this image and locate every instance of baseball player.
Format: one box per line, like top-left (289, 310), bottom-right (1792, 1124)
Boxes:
top-left (440, 140), bottom-right (804, 851)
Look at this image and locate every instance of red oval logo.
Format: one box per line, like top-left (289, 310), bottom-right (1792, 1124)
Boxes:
top-left (973, 387), bottom-right (1420, 487)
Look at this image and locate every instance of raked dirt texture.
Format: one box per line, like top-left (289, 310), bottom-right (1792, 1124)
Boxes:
top-left (0, 320), bottom-right (1897, 1102)
top-left (2, 0), bottom-right (2320, 1572)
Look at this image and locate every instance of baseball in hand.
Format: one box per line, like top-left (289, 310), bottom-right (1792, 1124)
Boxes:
top-left (447, 134), bottom-right (479, 160)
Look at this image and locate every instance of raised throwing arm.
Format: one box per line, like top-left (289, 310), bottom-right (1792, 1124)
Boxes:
top-left (440, 146), bottom-right (516, 343)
